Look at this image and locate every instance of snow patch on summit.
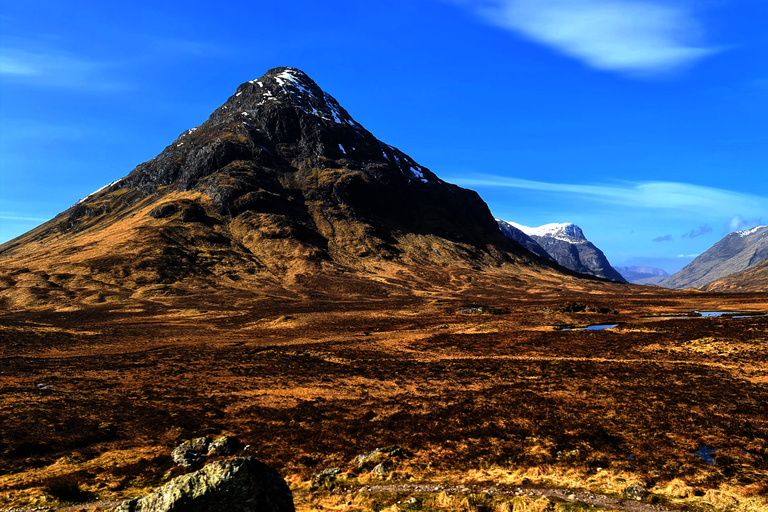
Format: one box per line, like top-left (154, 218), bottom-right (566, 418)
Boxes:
top-left (510, 222), bottom-right (587, 243)
top-left (736, 226), bottom-right (767, 238)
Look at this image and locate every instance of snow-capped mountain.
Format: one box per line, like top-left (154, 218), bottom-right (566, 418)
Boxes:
top-left (662, 225), bottom-right (768, 289)
top-left (497, 221), bottom-right (626, 283)
top-left (495, 219), bottom-right (554, 261)
top-left (509, 222), bottom-right (587, 243)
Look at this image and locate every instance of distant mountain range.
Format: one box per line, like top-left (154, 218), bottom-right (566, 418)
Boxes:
top-left (614, 266), bottom-right (669, 285)
top-left (496, 220), bottom-right (626, 283)
top-left (661, 226), bottom-right (768, 289)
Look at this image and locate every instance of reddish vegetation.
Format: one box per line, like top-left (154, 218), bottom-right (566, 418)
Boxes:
top-left (1, 279), bottom-right (766, 509)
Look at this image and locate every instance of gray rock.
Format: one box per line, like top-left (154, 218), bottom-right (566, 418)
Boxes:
top-left (372, 461), bottom-right (392, 476)
top-left (312, 467), bottom-right (341, 482)
top-left (171, 437), bottom-right (211, 467)
top-left (354, 445), bottom-right (406, 468)
top-left (207, 435), bottom-right (241, 456)
top-left (624, 483), bottom-right (650, 500)
top-left (377, 446), bottom-right (404, 457)
top-left (354, 450), bottom-right (380, 468)
top-left (116, 457), bottom-right (293, 512)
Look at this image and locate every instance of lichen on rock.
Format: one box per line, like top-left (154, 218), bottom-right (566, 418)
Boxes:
top-left (116, 457), bottom-right (294, 512)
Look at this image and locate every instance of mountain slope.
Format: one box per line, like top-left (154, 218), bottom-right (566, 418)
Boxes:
top-left (661, 226), bottom-right (768, 289)
top-left (500, 222), bottom-right (626, 283)
top-left (703, 257), bottom-right (768, 292)
top-left (0, 67), bottom-right (576, 309)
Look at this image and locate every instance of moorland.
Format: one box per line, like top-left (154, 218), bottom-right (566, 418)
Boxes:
top-left (1, 272), bottom-right (766, 512)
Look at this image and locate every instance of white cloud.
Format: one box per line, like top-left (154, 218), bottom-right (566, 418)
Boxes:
top-left (727, 215), bottom-right (764, 233)
top-left (460, 0), bottom-right (719, 76)
top-left (448, 174), bottom-right (766, 217)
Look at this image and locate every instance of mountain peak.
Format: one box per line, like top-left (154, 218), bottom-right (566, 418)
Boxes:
top-left (120, 66), bottom-right (442, 195)
top-left (509, 222), bottom-right (586, 243)
top-left (219, 66), bottom-right (360, 128)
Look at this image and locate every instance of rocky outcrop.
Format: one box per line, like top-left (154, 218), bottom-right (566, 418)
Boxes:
top-left (171, 436), bottom-right (243, 468)
top-left (171, 437), bottom-right (211, 468)
top-left (116, 457), bottom-right (293, 512)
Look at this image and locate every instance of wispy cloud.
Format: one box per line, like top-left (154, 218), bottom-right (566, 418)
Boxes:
top-left (0, 214), bottom-right (50, 222)
top-left (0, 47), bottom-right (127, 91)
top-left (448, 174), bottom-right (766, 217)
top-left (652, 235), bottom-right (673, 242)
top-left (681, 224), bottom-right (712, 239)
top-left (727, 215), bottom-right (764, 233)
top-left (455, 0), bottom-right (720, 76)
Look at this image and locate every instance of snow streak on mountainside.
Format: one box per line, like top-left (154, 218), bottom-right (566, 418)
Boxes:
top-left (496, 220), bottom-right (626, 283)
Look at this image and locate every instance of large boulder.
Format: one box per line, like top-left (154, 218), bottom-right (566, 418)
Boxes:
top-left (116, 457), bottom-right (294, 512)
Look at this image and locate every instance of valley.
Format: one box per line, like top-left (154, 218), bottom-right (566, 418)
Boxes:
top-left (1, 67), bottom-right (766, 512)
top-left (1, 278), bottom-right (766, 511)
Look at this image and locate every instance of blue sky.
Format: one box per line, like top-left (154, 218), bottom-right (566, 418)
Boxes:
top-left (2, 0), bottom-right (767, 273)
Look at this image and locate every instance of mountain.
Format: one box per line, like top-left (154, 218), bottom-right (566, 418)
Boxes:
top-left (0, 67), bottom-right (575, 309)
top-left (614, 266), bottom-right (669, 285)
top-left (661, 226), bottom-right (768, 289)
top-left (498, 221), bottom-right (626, 283)
top-left (495, 219), bottom-right (554, 261)
top-left (703, 257), bottom-right (768, 292)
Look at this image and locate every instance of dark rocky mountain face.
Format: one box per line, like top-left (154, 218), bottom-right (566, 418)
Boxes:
top-left (0, 67), bottom-right (566, 307)
top-left (615, 266), bottom-right (669, 285)
top-left (531, 235), bottom-right (626, 283)
top-left (662, 226), bottom-right (768, 289)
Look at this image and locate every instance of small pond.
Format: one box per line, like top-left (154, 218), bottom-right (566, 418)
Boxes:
top-left (560, 324), bottom-right (619, 331)
top-left (692, 445), bottom-right (718, 465)
top-left (646, 311), bottom-right (766, 320)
